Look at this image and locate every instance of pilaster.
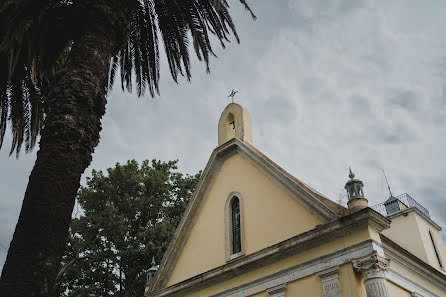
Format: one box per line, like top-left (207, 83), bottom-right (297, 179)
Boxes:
top-left (317, 266), bottom-right (342, 297)
top-left (352, 252), bottom-right (390, 297)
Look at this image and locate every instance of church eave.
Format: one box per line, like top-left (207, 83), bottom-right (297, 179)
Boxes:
top-left (148, 208), bottom-right (390, 297)
top-left (381, 234), bottom-right (446, 285)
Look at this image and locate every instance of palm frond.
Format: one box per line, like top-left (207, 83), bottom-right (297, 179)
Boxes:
top-left (115, 0), bottom-right (255, 95)
top-left (1, 0), bottom-right (255, 155)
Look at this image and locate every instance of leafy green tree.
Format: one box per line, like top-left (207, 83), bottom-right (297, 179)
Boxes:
top-left (0, 1), bottom-right (254, 296)
top-left (53, 159), bottom-right (200, 297)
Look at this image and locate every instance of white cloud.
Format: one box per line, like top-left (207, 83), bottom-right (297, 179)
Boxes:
top-left (2, 1), bottom-right (446, 269)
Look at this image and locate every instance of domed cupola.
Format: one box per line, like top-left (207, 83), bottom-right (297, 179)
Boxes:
top-left (344, 167), bottom-right (368, 213)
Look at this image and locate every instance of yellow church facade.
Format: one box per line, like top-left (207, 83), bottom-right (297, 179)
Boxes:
top-left (145, 104), bottom-right (446, 297)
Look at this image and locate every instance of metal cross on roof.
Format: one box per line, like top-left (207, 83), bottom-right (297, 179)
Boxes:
top-left (228, 89), bottom-right (238, 103)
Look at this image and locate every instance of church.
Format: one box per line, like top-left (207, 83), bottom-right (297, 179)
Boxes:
top-left (145, 103), bottom-right (446, 297)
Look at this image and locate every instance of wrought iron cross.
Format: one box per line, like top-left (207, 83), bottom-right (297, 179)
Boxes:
top-left (228, 89), bottom-right (238, 103)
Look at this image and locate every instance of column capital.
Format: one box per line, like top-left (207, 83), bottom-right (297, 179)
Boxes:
top-left (352, 252), bottom-right (390, 280)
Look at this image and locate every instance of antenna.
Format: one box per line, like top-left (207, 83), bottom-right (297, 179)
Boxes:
top-left (382, 169), bottom-right (393, 197)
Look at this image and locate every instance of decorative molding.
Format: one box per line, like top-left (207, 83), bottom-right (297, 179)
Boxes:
top-left (380, 235), bottom-right (446, 290)
top-left (352, 252), bottom-right (391, 297)
top-left (387, 207), bottom-right (441, 231)
top-left (317, 266), bottom-right (342, 297)
top-left (317, 266), bottom-right (340, 280)
top-left (352, 251), bottom-right (390, 280)
top-left (266, 283), bottom-right (286, 297)
top-left (150, 207), bottom-right (389, 297)
top-left (150, 239), bottom-right (378, 297)
top-left (386, 269), bottom-right (440, 297)
top-left (150, 207), bottom-right (388, 297)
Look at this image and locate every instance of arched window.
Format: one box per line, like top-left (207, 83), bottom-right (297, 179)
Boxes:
top-left (231, 198), bottom-right (241, 254)
top-left (225, 192), bottom-right (244, 261)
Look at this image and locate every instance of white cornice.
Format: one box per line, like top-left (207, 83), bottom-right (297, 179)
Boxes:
top-left (386, 269), bottom-right (441, 297)
top-left (387, 207), bottom-right (442, 231)
top-left (149, 209), bottom-right (390, 297)
top-left (381, 235), bottom-right (446, 290)
top-left (157, 240), bottom-right (376, 297)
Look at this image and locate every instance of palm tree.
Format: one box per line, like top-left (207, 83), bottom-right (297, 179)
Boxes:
top-left (0, 1), bottom-right (255, 296)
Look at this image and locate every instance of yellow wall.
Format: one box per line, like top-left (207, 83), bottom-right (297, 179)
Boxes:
top-left (414, 214), bottom-right (446, 272)
top-left (389, 256), bottom-right (446, 297)
top-left (382, 211), bottom-right (429, 262)
top-left (387, 282), bottom-right (412, 297)
top-left (383, 210), bottom-right (446, 272)
top-left (167, 154), bottom-right (322, 286)
top-left (339, 263), bottom-right (366, 297)
top-left (284, 274), bottom-right (324, 297)
top-left (175, 229), bottom-right (374, 297)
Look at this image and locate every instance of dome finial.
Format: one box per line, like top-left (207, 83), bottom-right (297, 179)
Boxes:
top-left (145, 256), bottom-right (159, 295)
top-left (147, 256), bottom-right (159, 282)
top-left (349, 166), bottom-right (355, 179)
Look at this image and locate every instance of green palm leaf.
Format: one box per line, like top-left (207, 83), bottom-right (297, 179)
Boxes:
top-left (0, 0), bottom-right (255, 155)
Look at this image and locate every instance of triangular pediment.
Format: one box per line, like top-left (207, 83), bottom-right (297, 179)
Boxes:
top-left (150, 139), bottom-right (343, 292)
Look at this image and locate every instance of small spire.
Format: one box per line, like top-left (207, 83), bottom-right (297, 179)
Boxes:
top-left (147, 256), bottom-right (159, 282)
top-left (349, 166), bottom-right (355, 179)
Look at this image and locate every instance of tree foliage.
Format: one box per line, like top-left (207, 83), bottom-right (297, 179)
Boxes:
top-left (0, 0), bottom-right (255, 156)
top-left (53, 159), bottom-right (201, 297)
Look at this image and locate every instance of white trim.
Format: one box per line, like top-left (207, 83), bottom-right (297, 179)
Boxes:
top-left (150, 209), bottom-right (390, 297)
top-left (266, 283), bottom-right (286, 297)
top-left (386, 269), bottom-right (440, 297)
top-left (382, 239), bottom-right (446, 289)
top-left (387, 207), bottom-right (441, 231)
top-left (209, 240), bottom-right (377, 297)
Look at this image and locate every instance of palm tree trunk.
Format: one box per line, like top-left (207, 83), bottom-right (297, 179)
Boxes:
top-left (0, 9), bottom-right (127, 296)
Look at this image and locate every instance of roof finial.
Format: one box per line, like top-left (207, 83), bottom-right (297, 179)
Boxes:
top-left (349, 166), bottom-right (355, 179)
top-left (344, 167), bottom-right (368, 213)
top-left (382, 169), bottom-right (393, 197)
top-left (147, 256), bottom-right (159, 282)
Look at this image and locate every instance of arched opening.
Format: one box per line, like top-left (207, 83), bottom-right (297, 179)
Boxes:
top-left (225, 113), bottom-right (236, 141)
top-left (224, 192), bottom-right (244, 261)
top-left (231, 197), bottom-right (241, 254)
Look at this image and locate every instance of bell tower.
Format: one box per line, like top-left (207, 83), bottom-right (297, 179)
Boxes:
top-left (218, 103), bottom-right (252, 146)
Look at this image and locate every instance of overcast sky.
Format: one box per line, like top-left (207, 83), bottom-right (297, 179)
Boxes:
top-left (2, 0), bottom-right (446, 269)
